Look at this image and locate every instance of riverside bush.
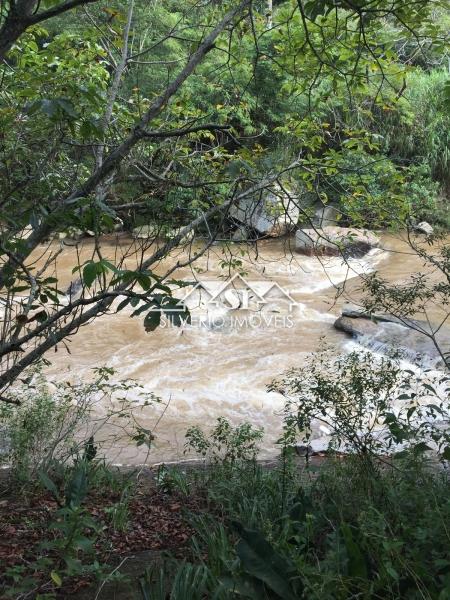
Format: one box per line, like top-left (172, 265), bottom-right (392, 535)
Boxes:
top-left (0, 366), bottom-right (157, 484)
top-left (142, 455), bottom-right (450, 599)
top-left (141, 354), bottom-right (450, 600)
top-left (0, 368), bottom-right (156, 597)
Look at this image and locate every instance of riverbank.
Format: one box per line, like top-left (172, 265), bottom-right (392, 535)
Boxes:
top-left (2, 342), bottom-right (450, 598)
top-left (0, 453), bottom-right (329, 598)
top-left (1, 447), bottom-right (449, 599)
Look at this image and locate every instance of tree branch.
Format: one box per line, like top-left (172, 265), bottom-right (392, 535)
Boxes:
top-left (0, 159), bottom-right (301, 390)
top-left (0, 394), bottom-right (21, 405)
top-left (28, 0), bottom-right (99, 24)
top-left (0, 0), bottom-right (251, 289)
top-left (141, 124), bottom-right (232, 138)
top-left (0, 0), bottom-right (99, 62)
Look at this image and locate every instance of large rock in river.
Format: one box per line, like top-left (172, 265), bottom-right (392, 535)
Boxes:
top-left (334, 315), bottom-right (379, 338)
top-left (314, 205), bottom-right (340, 227)
top-left (230, 184), bottom-right (300, 237)
top-left (334, 305), bottom-right (450, 368)
top-left (295, 226), bottom-right (379, 257)
top-left (414, 221), bottom-right (434, 236)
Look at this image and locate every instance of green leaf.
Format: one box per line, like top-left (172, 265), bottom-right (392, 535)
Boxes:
top-left (442, 446), bottom-right (450, 461)
top-left (82, 262), bottom-right (99, 287)
top-left (412, 441), bottom-right (431, 455)
top-left (38, 471), bottom-right (59, 499)
top-left (50, 571), bottom-right (62, 587)
top-left (116, 297), bottom-right (130, 312)
top-left (304, 0), bottom-right (327, 20)
top-left (65, 464), bottom-right (88, 507)
top-left (234, 523), bottom-right (298, 600)
top-left (144, 311), bottom-right (161, 332)
top-left (423, 383), bottom-right (437, 395)
top-left (385, 564), bottom-right (399, 581)
top-left (100, 260), bottom-right (116, 273)
top-left (341, 523), bottom-right (368, 579)
top-left (136, 272), bottom-right (151, 291)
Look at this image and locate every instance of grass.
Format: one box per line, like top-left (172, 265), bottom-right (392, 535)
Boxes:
top-left (141, 453), bottom-right (450, 600)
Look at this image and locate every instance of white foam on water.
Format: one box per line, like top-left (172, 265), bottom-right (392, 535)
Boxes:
top-left (288, 248), bottom-right (388, 294)
top-left (46, 237), bottom-right (441, 464)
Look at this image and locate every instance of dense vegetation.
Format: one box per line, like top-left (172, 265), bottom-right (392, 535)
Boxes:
top-left (0, 0), bottom-right (450, 390)
top-left (0, 0), bottom-right (450, 598)
top-left (1, 352), bottom-right (450, 598)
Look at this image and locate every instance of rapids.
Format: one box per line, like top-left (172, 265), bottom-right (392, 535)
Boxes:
top-left (36, 232), bottom-right (447, 464)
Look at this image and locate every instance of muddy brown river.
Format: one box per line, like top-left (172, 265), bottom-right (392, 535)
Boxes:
top-left (32, 232), bottom-right (447, 464)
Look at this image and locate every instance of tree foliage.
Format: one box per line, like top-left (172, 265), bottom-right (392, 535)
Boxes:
top-left (0, 0), bottom-right (449, 395)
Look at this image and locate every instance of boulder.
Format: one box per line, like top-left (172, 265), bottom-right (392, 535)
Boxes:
top-left (414, 221), bottom-right (434, 236)
top-left (293, 444), bottom-right (313, 457)
top-left (314, 205), bottom-right (340, 227)
top-left (230, 184), bottom-right (300, 237)
top-left (334, 310), bottom-right (450, 367)
top-left (58, 228), bottom-right (95, 244)
top-left (334, 315), bottom-right (379, 338)
top-left (232, 225), bottom-right (250, 242)
top-left (132, 225), bottom-right (159, 240)
top-left (341, 303), bottom-right (367, 318)
top-left (295, 226), bottom-right (379, 257)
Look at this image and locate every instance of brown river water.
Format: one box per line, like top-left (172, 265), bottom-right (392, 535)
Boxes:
top-left (31, 232), bottom-right (447, 465)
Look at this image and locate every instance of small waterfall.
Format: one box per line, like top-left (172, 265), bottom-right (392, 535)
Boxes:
top-left (357, 333), bottom-right (432, 365)
top-left (345, 332), bottom-right (445, 372)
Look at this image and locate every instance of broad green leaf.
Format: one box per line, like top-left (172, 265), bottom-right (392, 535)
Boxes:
top-left (234, 523), bottom-right (298, 600)
top-left (38, 471), bottom-right (59, 499)
top-left (341, 523), bottom-right (368, 579)
top-left (82, 262), bottom-right (99, 287)
top-left (144, 311), bottom-right (161, 332)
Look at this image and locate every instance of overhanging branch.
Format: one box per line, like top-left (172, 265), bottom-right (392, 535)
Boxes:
top-left (28, 0), bottom-right (99, 24)
top-left (0, 158), bottom-right (301, 390)
top-left (0, 0), bottom-right (251, 289)
top-left (0, 0), bottom-right (100, 62)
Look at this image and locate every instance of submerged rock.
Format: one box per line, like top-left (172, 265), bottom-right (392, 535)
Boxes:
top-left (230, 184), bottom-right (300, 237)
top-left (295, 226), bottom-right (379, 257)
top-left (334, 308), bottom-right (450, 368)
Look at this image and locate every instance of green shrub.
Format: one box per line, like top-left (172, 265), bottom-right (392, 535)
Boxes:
top-left (403, 162), bottom-right (442, 222)
top-left (0, 368), bottom-right (84, 481)
top-left (185, 417), bottom-right (264, 465)
top-left (0, 366), bottom-right (158, 484)
top-left (146, 353), bottom-right (450, 600)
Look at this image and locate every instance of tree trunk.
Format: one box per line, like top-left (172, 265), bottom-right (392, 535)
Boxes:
top-left (266, 0), bottom-right (273, 28)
